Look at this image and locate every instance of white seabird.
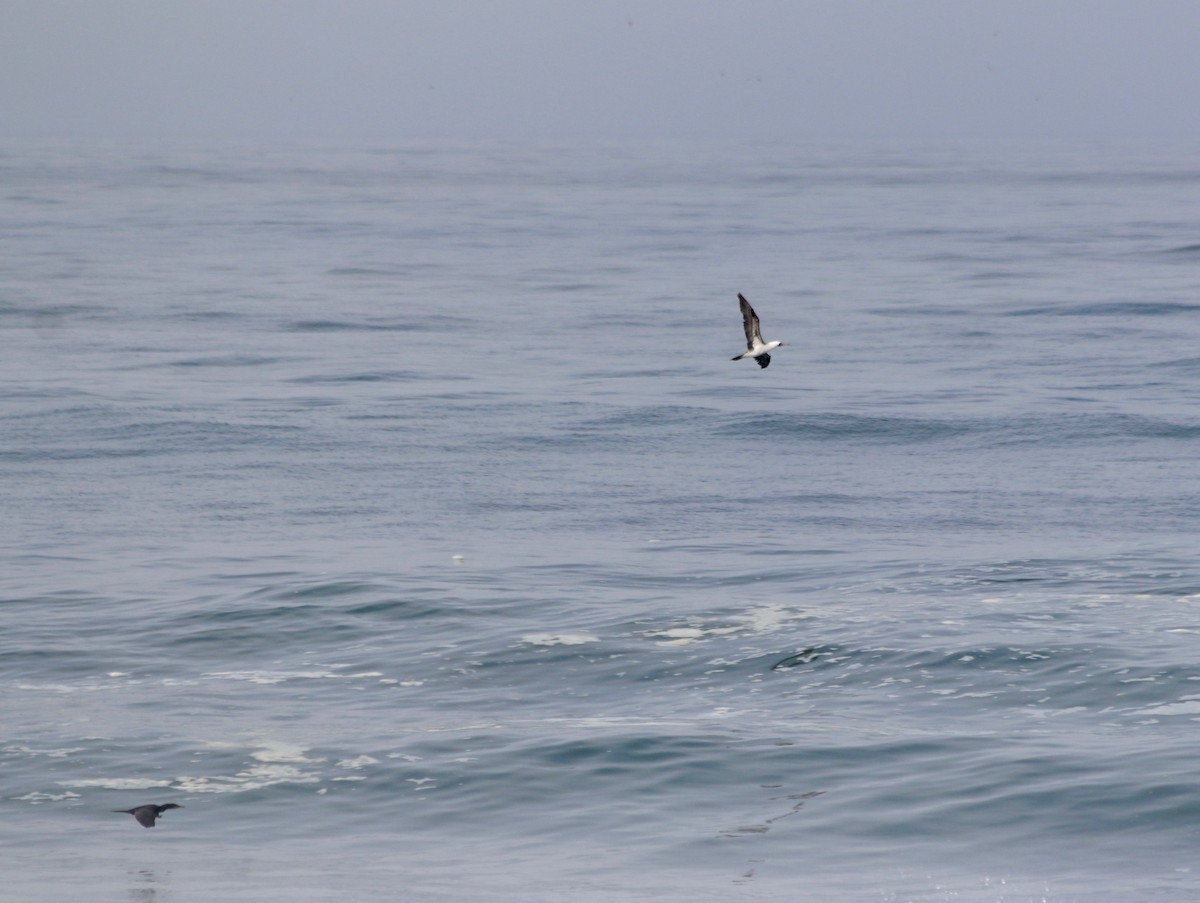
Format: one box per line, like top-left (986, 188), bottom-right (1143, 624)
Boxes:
top-left (730, 293), bottom-right (783, 369)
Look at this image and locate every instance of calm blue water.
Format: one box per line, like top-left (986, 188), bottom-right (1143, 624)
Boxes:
top-left (4, 139), bottom-right (1200, 901)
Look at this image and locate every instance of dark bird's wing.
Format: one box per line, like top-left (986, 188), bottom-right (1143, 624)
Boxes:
top-left (112, 805), bottom-right (161, 827)
top-left (133, 806), bottom-right (159, 827)
top-left (754, 353), bottom-right (771, 369)
top-left (738, 294), bottom-right (763, 349)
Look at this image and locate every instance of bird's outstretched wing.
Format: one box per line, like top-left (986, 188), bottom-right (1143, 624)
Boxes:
top-left (114, 804), bottom-right (174, 827)
top-left (738, 294), bottom-right (763, 349)
top-left (113, 806), bottom-right (157, 827)
top-left (754, 353), bottom-right (771, 369)
top-left (133, 807), bottom-right (158, 828)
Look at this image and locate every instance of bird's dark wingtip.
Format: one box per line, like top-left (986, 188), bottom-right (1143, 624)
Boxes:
top-left (755, 354), bottom-right (771, 369)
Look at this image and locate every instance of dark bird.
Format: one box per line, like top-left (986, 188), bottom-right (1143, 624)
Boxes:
top-left (730, 293), bottom-right (783, 369)
top-left (113, 803), bottom-right (184, 828)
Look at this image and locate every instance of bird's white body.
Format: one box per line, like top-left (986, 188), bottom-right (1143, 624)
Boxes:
top-left (733, 339), bottom-right (781, 361)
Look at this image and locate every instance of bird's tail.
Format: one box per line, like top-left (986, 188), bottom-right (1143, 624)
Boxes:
top-left (731, 353), bottom-right (744, 361)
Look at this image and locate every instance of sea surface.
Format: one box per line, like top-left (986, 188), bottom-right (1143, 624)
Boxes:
top-left (3, 138), bottom-right (1200, 901)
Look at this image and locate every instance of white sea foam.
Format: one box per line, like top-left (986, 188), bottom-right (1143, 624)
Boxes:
top-left (250, 739), bottom-right (314, 763)
top-left (206, 669), bottom-right (343, 684)
top-left (336, 755), bottom-right (379, 769)
top-left (1134, 698), bottom-right (1200, 716)
top-left (649, 604), bottom-right (801, 645)
top-left (59, 778), bottom-right (172, 790)
top-left (17, 791), bottom-right (80, 802)
top-left (521, 633), bottom-right (599, 646)
top-left (4, 745), bottom-right (86, 758)
top-left (175, 762), bottom-right (321, 793)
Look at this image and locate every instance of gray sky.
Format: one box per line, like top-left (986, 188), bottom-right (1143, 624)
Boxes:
top-left (4, 1), bottom-right (1200, 143)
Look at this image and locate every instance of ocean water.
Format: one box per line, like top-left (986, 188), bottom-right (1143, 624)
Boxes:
top-left (3, 138), bottom-right (1200, 901)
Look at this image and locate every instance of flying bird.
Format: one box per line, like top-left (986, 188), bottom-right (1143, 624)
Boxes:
top-left (113, 803), bottom-right (184, 828)
top-left (730, 293), bottom-right (783, 369)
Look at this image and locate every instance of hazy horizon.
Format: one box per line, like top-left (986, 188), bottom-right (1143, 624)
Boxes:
top-left (5, 1), bottom-right (1200, 145)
